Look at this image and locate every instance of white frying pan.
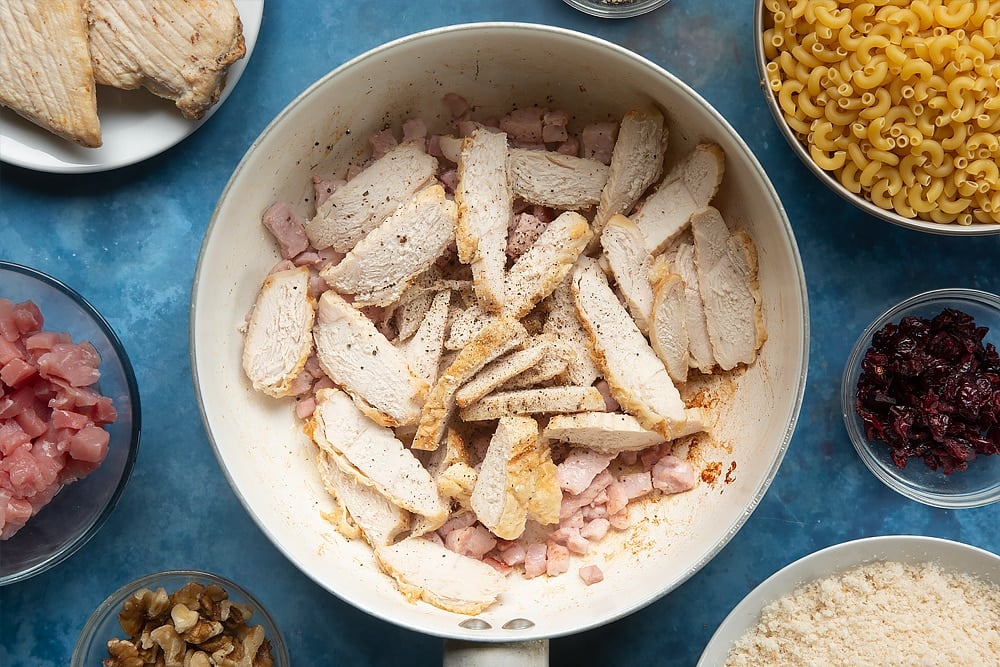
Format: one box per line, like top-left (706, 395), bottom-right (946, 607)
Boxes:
top-left (191, 23), bottom-right (809, 665)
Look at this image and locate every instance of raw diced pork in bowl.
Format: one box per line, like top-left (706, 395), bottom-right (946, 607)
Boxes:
top-left (0, 261), bottom-right (140, 585)
top-left (191, 22), bottom-right (808, 651)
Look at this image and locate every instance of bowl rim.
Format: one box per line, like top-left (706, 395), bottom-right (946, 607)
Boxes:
top-left (562, 0), bottom-right (670, 19)
top-left (696, 534), bottom-right (1000, 665)
top-left (840, 287), bottom-right (1000, 509)
top-left (0, 261), bottom-right (142, 585)
top-left (71, 568), bottom-right (290, 666)
top-left (752, 1), bottom-right (1000, 236)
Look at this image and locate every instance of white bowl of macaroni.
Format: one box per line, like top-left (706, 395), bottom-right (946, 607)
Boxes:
top-left (755, 0), bottom-right (1000, 235)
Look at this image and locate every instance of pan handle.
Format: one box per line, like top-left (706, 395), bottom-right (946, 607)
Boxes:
top-left (442, 639), bottom-right (549, 666)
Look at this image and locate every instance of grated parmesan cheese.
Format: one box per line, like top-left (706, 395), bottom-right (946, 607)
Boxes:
top-left (725, 560), bottom-right (1000, 667)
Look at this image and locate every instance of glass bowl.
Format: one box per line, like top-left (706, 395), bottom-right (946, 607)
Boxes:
top-left (0, 261), bottom-right (141, 584)
top-left (753, 1), bottom-right (1000, 236)
top-left (71, 569), bottom-right (290, 666)
top-left (841, 288), bottom-right (1000, 509)
top-left (563, 0), bottom-right (670, 19)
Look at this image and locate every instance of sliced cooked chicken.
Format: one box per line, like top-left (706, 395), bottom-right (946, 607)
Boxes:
top-left (444, 303), bottom-right (499, 351)
top-left (633, 142), bottom-right (725, 254)
top-left (458, 386), bottom-right (607, 422)
top-left (673, 242), bottom-right (716, 373)
top-left (454, 128), bottom-right (512, 312)
top-left (409, 427), bottom-right (469, 537)
top-left (397, 290), bottom-right (451, 386)
top-left (648, 262), bottom-right (690, 384)
top-left (571, 257), bottom-right (688, 439)
top-left (313, 290), bottom-right (427, 427)
top-left (0, 0), bottom-right (101, 146)
top-left (600, 214), bottom-right (655, 334)
top-left (411, 317), bottom-right (528, 451)
top-left (306, 143), bottom-right (438, 252)
top-left (541, 408), bottom-right (707, 453)
top-left (498, 337), bottom-right (575, 391)
top-left (321, 185), bottom-right (457, 307)
top-left (87, 0), bottom-right (246, 120)
top-left (309, 388), bottom-right (447, 526)
top-left (455, 336), bottom-right (559, 408)
top-left (315, 450), bottom-right (409, 548)
top-left (590, 108), bottom-right (667, 240)
top-left (691, 206), bottom-right (766, 370)
top-left (504, 211), bottom-right (593, 319)
top-left (374, 537), bottom-right (505, 615)
top-left (508, 148), bottom-right (609, 209)
top-left (541, 277), bottom-right (601, 387)
top-left (242, 267), bottom-right (315, 398)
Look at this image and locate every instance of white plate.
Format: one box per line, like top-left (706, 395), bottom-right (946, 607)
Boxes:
top-left (0, 0), bottom-right (263, 174)
top-left (697, 535), bottom-right (1000, 665)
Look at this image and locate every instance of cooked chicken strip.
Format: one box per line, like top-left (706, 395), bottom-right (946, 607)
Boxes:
top-left (600, 214), bottom-right (654, 334)
top-left (455, 128), bottom-right (512, 311)
top-left (316, 450), bottom-right (409, 548)
top-left (87, 0), bottom-right (246, 119)
top-left (374, 537), bottom-right (505, 615)
top-left (309, 388), bottom-right (447, 526)
top-left (397, 290), bottom-right (451, 387)
top-left (541, 408), bottom-right (707, 453)
top-left (241, 267), bottom-right (315, 398)
top-left (411, 316), bottom-right (527, 451)
top-left (648, 262), bottom-right (690, 384)
top-left (313, 290), bottom-right (427, 427)
top-left (633, 142), bottom-right (725, 254)
top-left (590, 108), bottom-right (667, 240)
top-left (458, 386), bottom-right (607, 422)
top-left (504, 210), bottom-right (593, 319)
top-left (306, 143), bottom-right (438, 252)
top-left (508, 148), bottom-right (609, 209)
top-left (0, 0), bottom-right (101, 146)
top-left (673, 242), bottom-right (715, 373)
top-left (455, 336), bottom-right (559, 408)
top-left (499, 338), bottom-right (575, 390)
top-left (542, 277), bottom-right (601, 387)
top-left (409, 427), bottom-right (472, 537)
top-left (321, 184), bottom-right (457, 307)
top-left (571, 257), bottom-right (688, 439)
top-left (444, 303), bottom-right (499, 351)
top-left (691, 206), bottom-right (766, 370)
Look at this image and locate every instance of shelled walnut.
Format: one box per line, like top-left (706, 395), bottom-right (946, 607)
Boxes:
top-left (103, 581), bottom-right (274, 667)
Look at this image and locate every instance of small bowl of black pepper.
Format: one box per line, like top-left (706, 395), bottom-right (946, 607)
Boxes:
top-left (842, 288), bottom-right (1000, 509)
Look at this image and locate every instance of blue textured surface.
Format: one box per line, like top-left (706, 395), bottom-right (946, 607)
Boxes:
top-left (1, 2), bottom-right (998, 665)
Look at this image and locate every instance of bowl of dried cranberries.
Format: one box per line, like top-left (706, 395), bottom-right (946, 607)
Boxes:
top-left (842, 288), bottom-right (1000, 509)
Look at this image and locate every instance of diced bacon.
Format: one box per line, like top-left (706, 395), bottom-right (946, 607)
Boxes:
top-left (1, 495), bottom-right (32, 540)
top-left (0, 338), bottom-right (22, 365)
top-left (580, 517), bottom-right (610, 542)
top-left (652, 455), bottom-right (697, 494)
top-left (498, 541), bottom-right (526, 566)
top-left (579, 564), bottom-right (605, 586)
top-left (438, 511), bottom-right (478, 536)
top-left (294, 396), bottom-right (316, 420)
top-left (582, 504), bottom-right (608, 521)
top-left (312, 175), bottom-right (343, 208)
top-left (560, 469), bottom-right (614, 519)
top-left (442, 93), bottom-right (470, 119)
top-left (557, 448), bottom-right (616, 495)
top-left (566, 530), bottom-right (591, 555)
top-left (1, 358), bottom-right (36, 386)
top-left (10, 301), bottom-right (43, 337)
top-left (608, 508), bottom-right (632, 530)
top-left (14, 405), bottom-right (47, 438)
top-left (51, 409), bottom-right (88, 430)
top-left (523, 542), bottom-right (548, 578)
top-left (444, 524), bottom-right (498, 559)
top-left (438, 169), bottom-right (459, 194)
top-left (483, 556), bottom-right (513, 575)
top-left (402, 119), bottom-right (428, 144)
top-left (506, 211), bottom-right (548, 261)
top-left (68, 425), bottom-right (109, 463)
top-left (618, 450), bottom-right (640, 466)
top-left (593, 379), bottom-right (620, 411)
top-left (542, 110), bottom-right (569, 144)
top-left (581, 122), bottom-right (618, 165)
top-left (37, 342), bottom-right (101, 387)
top-left (262, 201), bottom-right (310, 259)
top-left (605, 480), bottom-right (629, 515)
top-left (500, 107), bottom-right (544, 144)
top-left (556, 137), bottom-right (580, 156)
top-left (618, 471), bottom-right (653, 500)
top-left (546, 542), bottom-right (570, 576)
top-left (24, 331), bottom-right (68, 352)
top-left (88, 396), bottom-right (117, 424)
top-left (369, 128), bottom-right (399, 160)
top-left (0, 420), bottom-right (30, 456)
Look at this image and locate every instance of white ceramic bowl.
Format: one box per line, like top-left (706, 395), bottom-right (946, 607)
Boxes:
top-left (697, 535), bottom-right (1000, 665)
top-left (563, 0), bottom-right (670, 18)
top-left (842, 288), bottom-right (1000, 509)
top-left (191, 22), bottom-right (808, 646)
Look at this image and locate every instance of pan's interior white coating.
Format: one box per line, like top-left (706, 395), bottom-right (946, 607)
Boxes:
top-left (191, 23), bottom-right (809, 642)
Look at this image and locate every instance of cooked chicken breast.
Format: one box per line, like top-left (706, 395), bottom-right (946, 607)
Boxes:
top-left (309, 388), bottom-right (447, 526)
top-left (397, 290), bottom-right (451, 386)
top-left (0, 0), bottom-right (101, 147)
top-left (648, 263), bottom-right (690, 384)
top-left (444, 303), bottom-right (499, 351)
top-left (508, 148), bottom-right (609, 209)
top-left (315, 450), bottom-right (409, 548)
top-left (409, 427), bottom-right (471, 537)
top-left (313, 290), bottom-right (427, 427)
top-left (454, 128), bottom-right (512, 312)
top-left (306, 143), bottom-right (439, 252)
top-left (591, 108), bottom-right (667, 240)
top-left (87, 0), bottom-right (246, 120)
top-left (691, 206), bottom-right (766, 370)
top-left (241, 266), bottom-right (315, 398)
top-left (458, 386), bottom-right (607, 422)
top-left (541, 408), bottom-right (707, 453)
top-left (321, 184), bottom-right (457, 307)
top-left (504, 210), bottom-right (593, 319)
top-left (571, 257), bottom-right (688, 439)
top-left (411, 316), bottom-right (528, 451)
top-left (673, 242), bottom-right (716, 373)
top-left (542, 277), bottom-right (601, 387)
top-left (374, 537), bottom-right (505, 615)
top-left (499, 337), bottom-right (575, 391)
top-left (600, 214), bottom-right (654, 334)
top-left (454, 336), bottom-right (559, 408)
top-left (633, 142), bottom-right (725, 254)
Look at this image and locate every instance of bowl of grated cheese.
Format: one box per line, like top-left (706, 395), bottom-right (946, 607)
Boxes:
top-left (697, 535), bottom-right (1000, 667)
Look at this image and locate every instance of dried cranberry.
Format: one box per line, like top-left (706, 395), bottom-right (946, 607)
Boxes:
top-left (855, 307), bottom-right (1000, 474)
